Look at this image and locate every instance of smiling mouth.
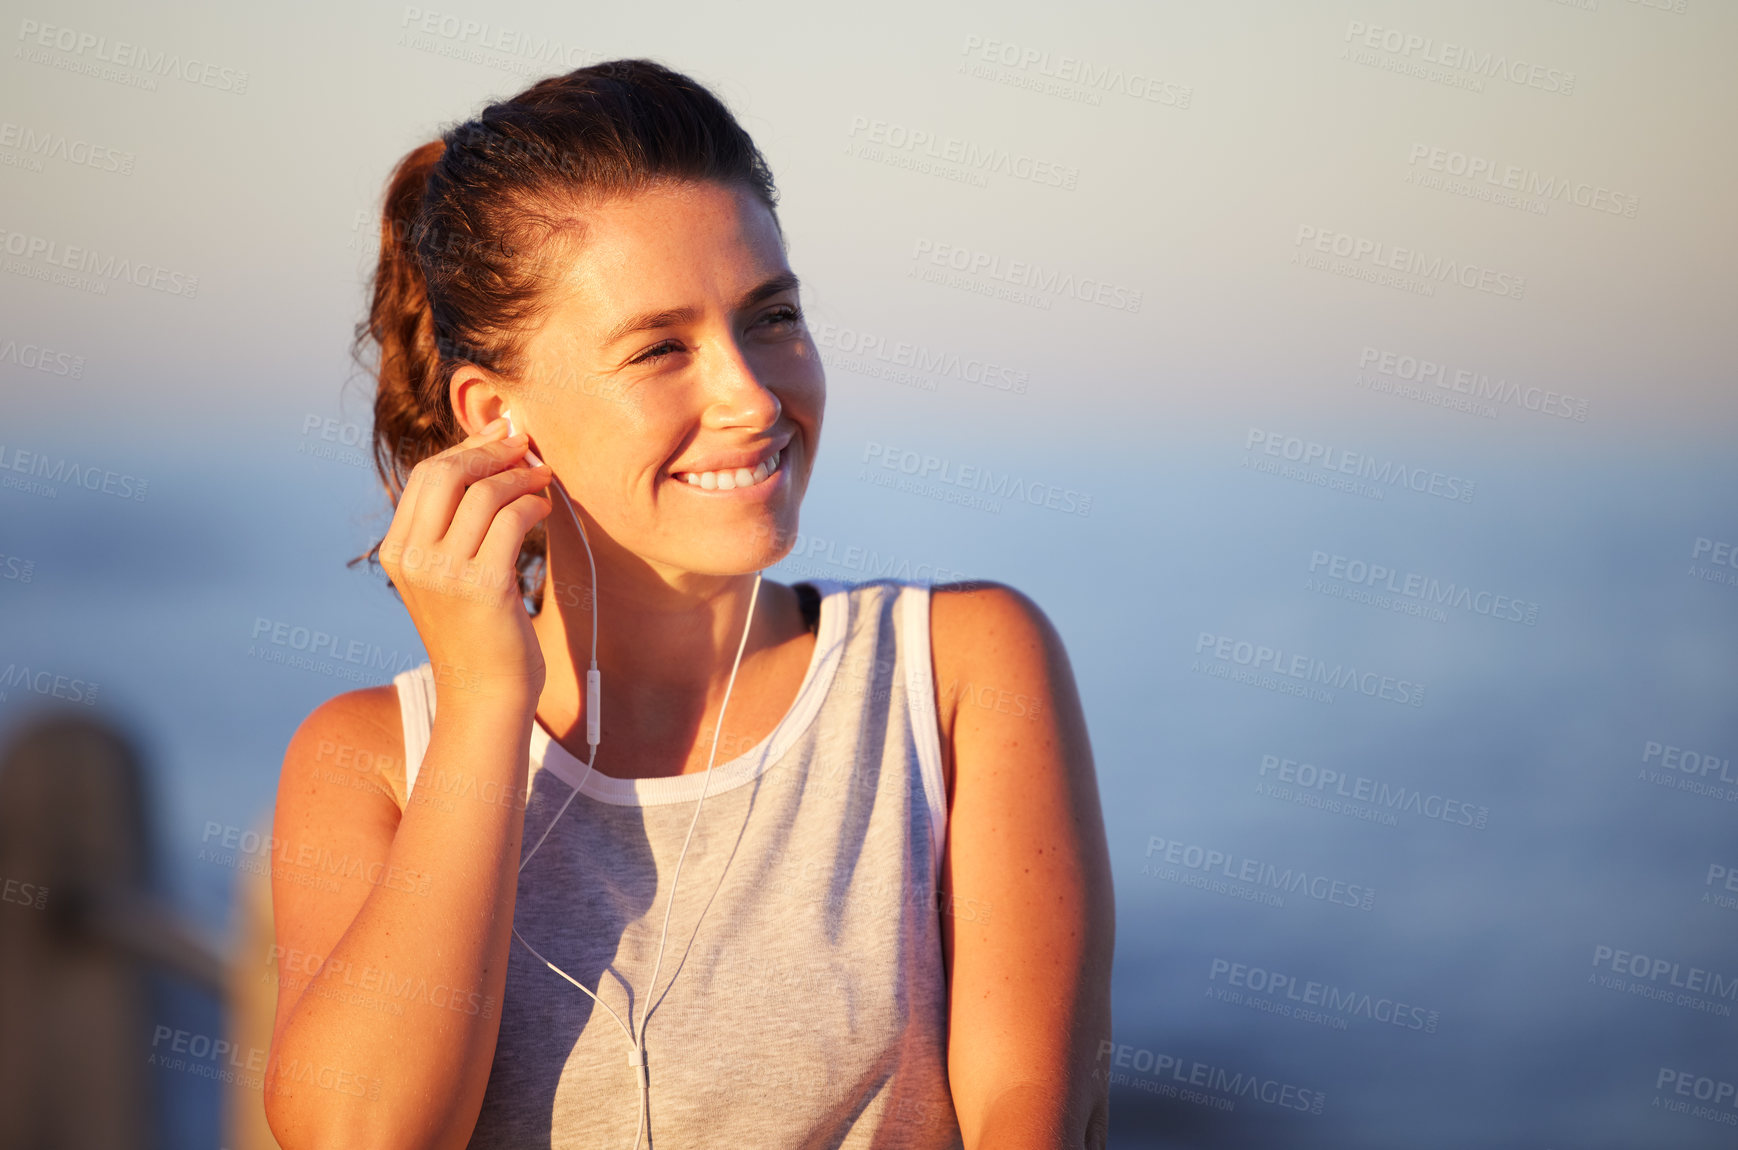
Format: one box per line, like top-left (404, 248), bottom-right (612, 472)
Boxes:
top-left (673, 448), bottom-right (783, 491)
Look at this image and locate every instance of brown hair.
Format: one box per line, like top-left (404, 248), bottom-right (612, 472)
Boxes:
top-left (349, 58), bottom-right (782, 611)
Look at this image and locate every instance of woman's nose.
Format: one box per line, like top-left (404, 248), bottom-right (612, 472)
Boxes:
top-left (700, 338), bottom-right (782, 428)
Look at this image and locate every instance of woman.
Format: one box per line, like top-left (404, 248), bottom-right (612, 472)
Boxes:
top-left (265, 58), bottom-right (1113, 1150)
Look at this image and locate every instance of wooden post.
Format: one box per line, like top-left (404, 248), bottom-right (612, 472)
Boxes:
top-left (0, 713), bottom-right (154, 1149)
top-left (0, 712), bottom-right (232, 1148)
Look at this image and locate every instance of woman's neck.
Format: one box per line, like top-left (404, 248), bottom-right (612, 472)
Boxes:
top-left (527, 562), bottom-right (809, 778)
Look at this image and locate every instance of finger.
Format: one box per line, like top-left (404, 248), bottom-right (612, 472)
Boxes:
top-left (474, 491), bottom-right (554, 592)
top-left (380, 470), bottom-right (424, 576)
top-left (389, 417), bottom-right (510, 550)
top-left (407, 433), bottom-right (535, 546)
top-left (440, 461), bottom-right (554, 559)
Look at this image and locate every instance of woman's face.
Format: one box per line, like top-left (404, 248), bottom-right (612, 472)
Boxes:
top-left (499, 179), bottom-right (823, 581)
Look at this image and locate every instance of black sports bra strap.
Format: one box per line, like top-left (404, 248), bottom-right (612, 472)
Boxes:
top-left (793, 581), bottom-right (820, 635)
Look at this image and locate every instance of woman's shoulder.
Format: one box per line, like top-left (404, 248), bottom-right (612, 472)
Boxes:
top-left (278, 682), bottom-right (411, 813)
top-left (924, 579), bottom-right (1062, 749)
top-left (927, 578), bottom-right (1056, 667)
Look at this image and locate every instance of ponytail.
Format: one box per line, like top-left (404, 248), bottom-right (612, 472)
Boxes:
top-left (364, 139), bottom-right (454, 503)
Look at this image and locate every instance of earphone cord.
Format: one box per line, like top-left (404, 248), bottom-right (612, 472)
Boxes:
top-left (509, 473), bottom-right (763, 1150)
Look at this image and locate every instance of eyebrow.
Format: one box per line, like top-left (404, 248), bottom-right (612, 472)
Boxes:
top-left (599, 271), bottom-right (803, 350)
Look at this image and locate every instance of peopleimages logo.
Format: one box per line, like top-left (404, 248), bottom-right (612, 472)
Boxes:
top-left (910, 238), bottom-right (1142, 313)
top-left (1207, 958), bottom-right (1440, 1032)
top-left (860, 440), bottom-right (1092, 517)
top-left (1308, 550), bottom-right (1540, 626)
top-left (1143, 835), bottom-right (1377, 911)
top-left (0, 551), bottom-right (36, 583)
top-left (811, 320), bottom-right (1030, 395)
top-left (776, 533), bottom-right (971, 585)
top-left (1342, 20), bottom-right (1576, 95)
top-left (1705, 864), bottom-right (1738, 912)
top-left (0, 662), bottom-right (99, 706)
top-left (1653, 1068), bottom-right (1738, 1128)
top-left (1357, 346), bottom-right (1587, 421)
top-left (0, 226), bottom-right (199, 297)
top-left (0, 442), bottom-right (148, 500)
top-left (1642, 740), bottom-right (1735, 783)
top-left (1639, 739), bottom-right (1738, 805)
top-left (0, 336), bottom-right (85, 378)
top-left (1258, 753), bottom-right (1489, 830)
top-left (958, 35), bottom-right (1193, 109)
top-left (1294, 225), bottom-right (1525, 299)
top-left (1245, 427), bottom-right (1475, 504)
top-left (1094, 1041), bottom-right (1326, 1114)
top-left (1194, 631), bottom-right (1427, 707)
top-left (1692, 537), bottom-right (1738, 576)
top-left (1405, 144), bottom-right (1637, 218)
top-left (0, 121), bottom-right (136, 174)
top-left (847, 115), bottom-right (1080, 190)
top-left (397, 6), bottom-right (594, 70)
top-left (247, 616), bottom-right (422, 683)
top-left (1591, 943), bottom-right (1737, 1016)
top-left (15, 19), bottom-right (250, 94)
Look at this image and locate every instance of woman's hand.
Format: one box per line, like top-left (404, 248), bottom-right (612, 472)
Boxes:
top-left (378, 417), bottom-right (554, 705)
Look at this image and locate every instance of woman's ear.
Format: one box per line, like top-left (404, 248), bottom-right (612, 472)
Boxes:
top-left (449, 362), bottom-right (512, 438)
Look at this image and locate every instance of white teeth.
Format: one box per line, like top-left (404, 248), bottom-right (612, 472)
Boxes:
top-left (678, 448), bottom-right (781, 491)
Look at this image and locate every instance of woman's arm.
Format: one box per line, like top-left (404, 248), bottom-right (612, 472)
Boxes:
top-left (930, 582), bottom-right (1116, 1150)
top-left (264, 682), bottom-right (535, 1150)
top-left (265, 419), bottom-right (550, 1148)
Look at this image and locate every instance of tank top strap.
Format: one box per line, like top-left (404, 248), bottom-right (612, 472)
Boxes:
top-left (796, 575), bottom-right (949, 887)
top-left (896, 580), bottom-right (949, 873)
top-left (392, 661), bottom-right (436, 796)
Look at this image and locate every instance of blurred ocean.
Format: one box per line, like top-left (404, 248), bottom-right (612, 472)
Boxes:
top-left (3, 411), bottom-right (1733, 1147)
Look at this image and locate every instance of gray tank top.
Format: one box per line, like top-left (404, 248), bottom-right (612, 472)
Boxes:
top-left (393, 578), bottom-right (965, 1148)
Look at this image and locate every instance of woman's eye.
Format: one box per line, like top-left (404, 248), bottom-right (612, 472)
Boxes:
top-left (630, 307), bottom-right (802, 364)
top-left (632, 340), bottom-right (681, 364)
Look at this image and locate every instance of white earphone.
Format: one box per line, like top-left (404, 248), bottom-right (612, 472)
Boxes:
top-left (500, 408), bottom-right (766, 1149)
